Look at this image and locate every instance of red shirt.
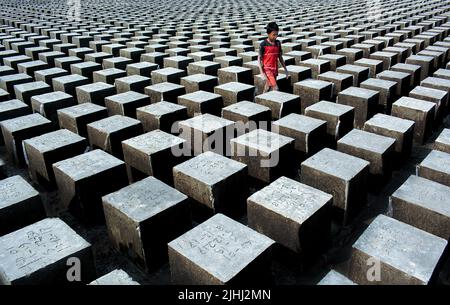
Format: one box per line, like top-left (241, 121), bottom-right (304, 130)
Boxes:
top-left (259, 39), bottom-right (282, 74)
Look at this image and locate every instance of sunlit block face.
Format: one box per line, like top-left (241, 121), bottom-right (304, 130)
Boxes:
top-left (268, 31), bottom-right (278, 42)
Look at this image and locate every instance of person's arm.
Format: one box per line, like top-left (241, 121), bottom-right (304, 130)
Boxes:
top-left (258, 54), bottom-right (266, 80)
top-left (258, 43), bottom-right (266, 80)
top-left (278, 45), bottom-right (289, 80)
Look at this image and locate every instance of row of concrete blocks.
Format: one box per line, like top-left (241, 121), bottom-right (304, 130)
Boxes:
top-left (1, 22), bottom-right (450, 90)
top-left (1, 48), bottom-right (450, 205)
top-left (1, 104), bottom-right (448, 284)
top-left (320, 128), bottom-right (450, 285)
top-left (0, 11), bottom-right (446, 105)
top-left (0, 46), bottom-right (449, 166)
top-left (0, 76), bottom-right (450, 282)
top-left (0, 3), bottom-right (445, 43)
top-left (0, 2), bottom-right (447, 47)
top-left (0, 77), bottom-right (448, 189)
top-left (1, 22), bottom-right (449, 146)
top-left (0, 0), bottom-right (450, 284)
top-left (0, 7), bottom-right (448, 204)
top-left (0, 9), bottom-right (449, 94)
top-left (1, 135), bottom-right (449, 284)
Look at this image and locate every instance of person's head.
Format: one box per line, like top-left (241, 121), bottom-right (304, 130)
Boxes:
top-left (266, 22), bottom-right (279, 42)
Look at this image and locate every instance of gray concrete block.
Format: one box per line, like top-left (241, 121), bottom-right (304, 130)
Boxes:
top-left (136, 101), bottom-right (187, 133)
top-left (122, 130), bottom-right (186, 184)
top-left (247, 176), bottom-right (332, 254)
top-left (87, 115), bottom-right (143, 158)
top-left (0, 175), bottom-right (45, 236)
top-left (301, 148), bottom-right (369, 223)
top-left (168, 213), bottom-right (274, 284)
top-left (105, 91), bottom-right (150, 118)
top-left (103, 176), bottom-right (191, 269)
top-left (57, 103), bottom-right (108, 138)
top-left (23, 129), bottom-right (88, 186)
top-left (53, 149), bottom-right (128, 222)
top-left (0, 218), bottom-right (96, 284)
top-left (347, 214), bottom-right (447, 284)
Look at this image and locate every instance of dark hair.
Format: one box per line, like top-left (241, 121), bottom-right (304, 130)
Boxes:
top-left (266, 22), bottom-right (279, 34)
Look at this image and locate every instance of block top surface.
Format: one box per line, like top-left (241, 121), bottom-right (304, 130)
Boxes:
top-left (365, 113), bottom-right (415, 133)
top-left (87, 115), bottom-right (141, 133)
top-left (273, 113), bottom-right (326, 133)
top-left (353, 214), bottom-right (447, 284)
top-left (24, 129), bottom-right (85, 152)
top-left (165, 55), bottom-right (192, 62)
top-left (219, 66), bottom-right (249, 73)
top-left (340, 86), bottom-right (378, 99)
top-left (301, 58), bottom-right (329, 65)
top-left (231, 129), bottom-right (294, 155)
top-left (305, 100), bottom-right (354, 116)
top-left (103, 176), bottom-right (187, 222)
top-left (53, 74), bottom-right (88, 83)
top-left (371, 51), bottom-right (397, 58)
top-left (420, 150), bottom-right (450, 174)
top-left (392, 174), bottom-right (450, 217)
top-left (337, 64), bottom-right (367, 73)
top-left (360, 78), bottom-right (397, 89)
top-left (393, 96), bottom-right (435, 112)
top-left (319, 71), bottom-right (353, 81)
top-left (116, 75), bottom-right (150, 84)
top-left (122, 130), bottom-right (185, 155)
top-left (0, 99), bottom-right (28, 111)
top-left (378, 70), bottom-right (410, 79)
top-left (410, 86), bottom-right (448, 99)
top-left (168, 213), bottom-right (274, 283)
top-left (391, 63), bottom-right (421, 71)
top-left (256, 91), bottom-right (299, 103)
top-left (77, 82), bottom-right (114, 92)
top-left (173, 151), bottom-right (246, 185)
top-left (191, 60), bottom-right (220, 67)
top-left (89, 269), bottom-right (139, 285)
top-left (35, 67), bottom-right (67, 76)
top-left (95, 68), bottom-right (125, 76)
top-left (0, 175), bottom-right (39, 209)
top-left (215, 81), bottom-right (254, 92)
top-left (0, 73), bottom-right (33, 83)
top-left (137, 101), bottom-right (186, 117)
top-left (0, 113), bottom-right (50, 132)
top-left (355, 58), bottom-right (383, 66)
top-left (222, 101), bottom-right (270, 117)
top-left (181, 73), bottom-right (217, 83)
top-left (179, 90), bottom-right (221, 102)
top-left (295, 79), bottom-right (331, 89)
top-left (318, 270), bottom-right (356, 285)
top-left (53, 149), bottom-right (124, 181)
top-left (423, 76), bottom-right (450, 86)
top-left (146, 81), bottom-right (184, 92)
top-left (57, 103), bottom-right (106, 117)
top-left (435, 128), bottom-right (450, 146)
top-left (106, 91), bottom-right (148, 103)
top-left (71, 61), bottom-right (100, 69)
top-left (14, 81), bottom-right (49, 91)
top-left (0, 218), bottom-right (91, 283)
top-left (32, 91), bottom-right (73, 104)
top-left (338, 129), bottom-right (396, 154)
top-left (153, 67), bottom-right (184, 75)
top-left (248, 176), bottom-right (332, 224)
top-left (407, 54), bottom-right (434, 62)
top-left (302, 148), bottom-right (369, 180)
top-left (180, 114), bottom-right (234, 133)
